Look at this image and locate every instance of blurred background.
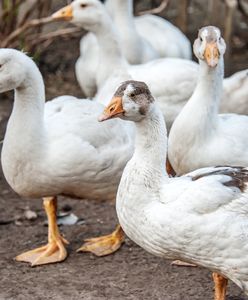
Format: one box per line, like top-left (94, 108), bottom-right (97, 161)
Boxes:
top-left (0, 0), bottom-right (247, 75)
top-left (0, 0), bottom-right (247, 146)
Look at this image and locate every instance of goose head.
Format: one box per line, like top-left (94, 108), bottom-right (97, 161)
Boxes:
top-left (98, 80), bottom-right (155, 122)
top-left (52, 0), bottom-right (106, 31)
top-left (193, 26), bottom-right (226, 68)
top-left (0, 49), bottom-right (28, 93)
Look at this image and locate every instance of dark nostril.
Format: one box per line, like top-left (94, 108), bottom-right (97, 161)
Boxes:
top-left (110, 106), bottom-right (115, 112)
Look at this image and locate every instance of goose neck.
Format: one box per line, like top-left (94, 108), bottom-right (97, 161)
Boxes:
top-left (13, 70), bottom-right (45, 124)
top-left (174, 56), bottom-right (224, 134)
top-left (93, 16), bottom-right (127, 87)
top-left (106, 0), bottom-right (134, 26)
top-left (133, 105), bottom-right (168, 176)
top-left (116, 105), bottom-right (168, 236)
top-left (196, 57), bottom-right (224, 111)
top-left (4, 65), bottom-right (45, 151)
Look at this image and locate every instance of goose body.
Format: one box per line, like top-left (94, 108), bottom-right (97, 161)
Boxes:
top-left (100, 80), bottom-right (248, 295)
top-left (168, 27), bottom-right (248, 175)
top-left (119, 159), bottom-right (248, 293)
top-left (221, 69), bottom-right (248, 114)
top-left (0, 48), bottom-right (132, 265)
top-left (133, 14), bottom-right (192, 59)
top-left (1, 49), bottom-right (133, 201)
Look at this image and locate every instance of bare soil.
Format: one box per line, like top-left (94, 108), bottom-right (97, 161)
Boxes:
top-left (1, 1), bottom-right (248, 298)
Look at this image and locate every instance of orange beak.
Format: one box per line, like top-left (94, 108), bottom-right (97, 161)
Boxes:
top-left (98, 97), bottom-right (125, 122)
top-left (52, 4), bottom-right (73, 21)
top-left (204, 42), bottom-right (219, 67)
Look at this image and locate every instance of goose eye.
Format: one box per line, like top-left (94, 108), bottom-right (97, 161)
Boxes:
top-left (200, 37), bottom-right (203, 42)
top-left (130, 93), bottom-right (135, 97)
top-left (80, 4), bottom-right (87, 8)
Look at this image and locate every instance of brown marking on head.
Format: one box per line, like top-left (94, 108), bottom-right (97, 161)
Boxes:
top-left (114, 80), bottom-right (154, 102)
top-left (99, 80), bottom-right (155, 122)
top-left (139, 106), bottom-right (147, 115)
top-left (113, 80), bottom-right (155, 116)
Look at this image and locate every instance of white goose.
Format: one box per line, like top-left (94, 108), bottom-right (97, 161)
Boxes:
top-left (168, 26), bottom-right (248, 175)
top-left (52, 0), bottom-right (198, 130)
top-left (168, 26), bottom-right (248, 299)
top-left (75, 0), bottom-right (191, 97)
top-left (99, 79), bottom-right (248, 299)
top-left (53, 0), bottom-right (248, 129)
top-left (0, 48), bottom-right (133, 266)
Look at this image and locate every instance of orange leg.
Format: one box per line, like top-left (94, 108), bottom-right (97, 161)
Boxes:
top-left (77, 224), bottom-right (125, 256)
top-left (15, 196), bottom-right (68, 266)
top-left (213, 272), bottom-right (228, 300)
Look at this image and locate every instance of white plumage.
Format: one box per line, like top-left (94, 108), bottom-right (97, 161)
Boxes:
top-left (222, 69), bottom-right (248, 114)
top-left (0, 49), bottom-right (133, 201)
top-left (53, 0), bottom-right (199, 130)
top-left (0, 49), bottom-right (135, 265)
top-left (99, 80), bottom-right (248, 295)
top-left (168, 26), bottom-right (248, 175)
top-left (54, 0), bottom-right (248, 131)
top-left (76, 0), bottom-right (192, 96)
top-left (105, 0), bottom-right (192, 61)
top-left (134, 14), bottom-right (192, 60)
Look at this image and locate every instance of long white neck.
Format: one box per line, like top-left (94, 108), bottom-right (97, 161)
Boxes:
top-left (129, 104), bottom-right (168, 185)
top-left (3, 63), bottom-right (46, 159)
top-left (106, 0), bottom-right (136, 34)
top-left (105, 0), bottom-right (143, 64)
top-left (90, 13), bottom-right (128, 88)
top-left (116, 104), bottom-right (168, 245)
top-left (171, 56), bottom-right (224, 137)
top-left (106, 0), bottom-right (134, 20)
top-left (196, 57), bottom-right (223, 115)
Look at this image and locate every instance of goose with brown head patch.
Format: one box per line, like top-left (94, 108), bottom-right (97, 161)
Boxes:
top-left (100, 79), bottom-right (248, 299)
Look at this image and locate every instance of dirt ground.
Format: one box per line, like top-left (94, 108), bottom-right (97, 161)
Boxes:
top-left (1, 1), bottom-right (248, 298)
